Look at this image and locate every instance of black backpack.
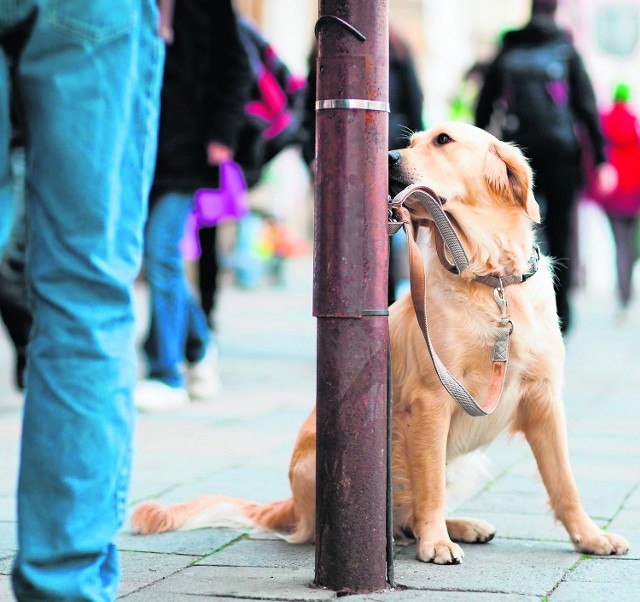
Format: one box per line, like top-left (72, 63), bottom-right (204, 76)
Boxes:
top-left (234, 19), bottom-right (307, 188)
top-left (496, 40), bottom-right (579, 160)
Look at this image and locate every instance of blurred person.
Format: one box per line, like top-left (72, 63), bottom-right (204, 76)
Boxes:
top-left (135, 0), bottom-right (252, 411)
top-left (1, 1), bottom-right (164, 599)
top-left (302, 25), bottom-right (425, 304)
top-left (0, 79), bottom-right (31, 392)
top-left (196, 16), bottom-right (306, 329)
top-left (450, 61), bottom-right (489, 123)
top-left (597, 83), bottom-right (640, 318)
top-left (475, 0), bottom-right (614, 334)
top-left (0, 152), bottom-right (30, 391)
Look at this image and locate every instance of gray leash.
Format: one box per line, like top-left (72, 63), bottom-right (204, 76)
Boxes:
top-left (389, 185), bottom-right (538, 417)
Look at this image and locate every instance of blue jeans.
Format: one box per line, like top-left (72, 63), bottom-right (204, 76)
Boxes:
top-left (143, 191), bottom-right (210, 386)
top-left (0, 1), bottom-right (164, 599)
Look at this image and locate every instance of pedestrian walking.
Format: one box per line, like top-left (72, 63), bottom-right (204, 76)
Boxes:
top-left (135, 0), bottom-right (253, 411)
top-left (598, 82), bottom-right (640, 319)
top-left (475, 0), bottom-right (615, 334)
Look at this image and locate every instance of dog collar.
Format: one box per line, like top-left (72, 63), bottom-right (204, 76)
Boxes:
top-left (389, 185), bottom-right (540, 289)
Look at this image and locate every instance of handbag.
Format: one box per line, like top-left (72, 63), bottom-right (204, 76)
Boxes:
top-left (180, 161), bottom-right (249, 260)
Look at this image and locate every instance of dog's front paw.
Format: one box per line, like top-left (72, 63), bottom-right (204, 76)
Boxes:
top-left (416, 539), bottom-right (464, 564)
top-left (573, 531), bottom-right (630, 556)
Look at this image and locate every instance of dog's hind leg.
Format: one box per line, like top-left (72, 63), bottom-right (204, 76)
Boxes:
top-left (446, 517), bottom-right (496, 543)
top-left (516, 383), bottom-right (629, 556)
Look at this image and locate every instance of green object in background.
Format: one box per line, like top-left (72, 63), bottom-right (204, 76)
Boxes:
top-left (613, 81), bottom-right (631, 102)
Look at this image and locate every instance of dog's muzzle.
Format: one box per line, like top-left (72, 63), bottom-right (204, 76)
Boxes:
top-left (388, 151), bottom-right (409, 198)
top-left (388, 152), bottom-right (446, 205)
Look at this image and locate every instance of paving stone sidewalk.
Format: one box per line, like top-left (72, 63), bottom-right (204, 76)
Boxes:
top-left (0, 256), bottom-right (639, 601)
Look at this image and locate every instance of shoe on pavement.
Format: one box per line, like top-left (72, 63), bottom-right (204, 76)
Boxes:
top-left (134, 379), bottom-right (190, 412)
top-left (186, 350), bottom-right (221, 401)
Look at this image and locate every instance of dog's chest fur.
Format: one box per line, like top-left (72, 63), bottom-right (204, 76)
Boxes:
top-left (390, 256), bottom-right (561, 464)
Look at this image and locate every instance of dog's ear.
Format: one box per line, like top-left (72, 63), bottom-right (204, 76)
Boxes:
top-left (485, 142), bottom-right (541, 223)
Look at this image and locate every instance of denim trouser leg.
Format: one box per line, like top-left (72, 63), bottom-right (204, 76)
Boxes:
top-left (4, 1), bottom-right (164, 600)
top-left (143, 192), bottom-right (210, 386)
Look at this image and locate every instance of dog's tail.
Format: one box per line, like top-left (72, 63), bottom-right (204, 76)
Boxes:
top-left (131, 494), bottom-right (313, 543)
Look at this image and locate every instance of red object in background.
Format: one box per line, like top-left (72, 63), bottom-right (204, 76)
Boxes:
top-left (597, 102), bottom-right (640, 216)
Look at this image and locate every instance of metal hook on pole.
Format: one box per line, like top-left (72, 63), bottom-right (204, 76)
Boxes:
top-left (314, 14), bottom-right (367, 41)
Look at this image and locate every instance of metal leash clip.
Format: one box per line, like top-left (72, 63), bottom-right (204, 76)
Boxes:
top-left (493, 280), bottom-right (514, 334)
top-left (388, 196), bottom-right (407, 237)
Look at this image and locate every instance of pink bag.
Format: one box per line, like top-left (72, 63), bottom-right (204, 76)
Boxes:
top-left (180, 161), bottom-right (249, 260)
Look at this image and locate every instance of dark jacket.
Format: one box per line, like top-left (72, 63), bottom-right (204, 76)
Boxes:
top-left (152, 0), bottom-right (253, 195)
top-left (475, 16), bottom-right (606, 166)
top-left (388, 32), bottom-right (425, 151)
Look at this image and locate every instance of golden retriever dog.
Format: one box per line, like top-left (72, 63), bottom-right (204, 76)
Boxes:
top-left (132, 122), bottom-right (629, 564)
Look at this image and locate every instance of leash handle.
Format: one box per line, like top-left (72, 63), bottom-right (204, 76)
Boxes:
top-left (392, 185), bottom-right (470, 275)
top-left (390, 188), bottom-right (511, 417)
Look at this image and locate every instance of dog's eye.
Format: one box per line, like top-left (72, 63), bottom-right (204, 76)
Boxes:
top-left (434, 133), bottom-right (453, 146)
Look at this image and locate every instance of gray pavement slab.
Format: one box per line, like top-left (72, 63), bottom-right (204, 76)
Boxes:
top-left (549, 582), bottom-right (639, 602)
top-left (0, 523), bottom-right (16, 557)
top-left (116, 527), bottom-right (246, 557)
top-left (548, 557), bottom-right (640, 601)
top-left (196, 538), bottom-right (315, 569)
top-left (118, 551), bottom-right (201, 598)
top-left (119, 566), bottom-right (336, 601)
top-left (394, 539), bottom-right (581, 597)
top-left (607, 509), bottom-right (640, 560)
top-left (0, 579), bottom-right (11, 602)
top-left (351, 593), bottom-right (540, 602)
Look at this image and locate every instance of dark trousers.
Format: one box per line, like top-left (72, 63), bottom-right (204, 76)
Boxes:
top-left (0, 157), bottom-right (31, 389)
top-left (607, 213), bottom-right (639, 307)
top-left (530, 155), bottom-right (583, 334)
top-left (197, 225), bottom-right (219, 328)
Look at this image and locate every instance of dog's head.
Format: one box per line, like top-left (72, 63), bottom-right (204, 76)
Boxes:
top-left (389, 122), bottom-right (541, 279)
top-left (389, 122), bottom-right (540, 225)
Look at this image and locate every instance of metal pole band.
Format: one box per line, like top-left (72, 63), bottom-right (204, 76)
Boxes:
top-left (316, 99), bottom-right (390, 112)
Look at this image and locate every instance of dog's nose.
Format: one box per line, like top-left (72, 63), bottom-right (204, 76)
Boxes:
top-left (388, 151), bottom-right (401, 166)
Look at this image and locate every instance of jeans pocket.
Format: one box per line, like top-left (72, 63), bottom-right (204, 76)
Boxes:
top-left (45, 0), bottom-right (139, 45)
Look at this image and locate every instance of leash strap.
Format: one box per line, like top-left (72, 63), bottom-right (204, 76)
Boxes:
top-left (390, 186), bottom-right (515, 417)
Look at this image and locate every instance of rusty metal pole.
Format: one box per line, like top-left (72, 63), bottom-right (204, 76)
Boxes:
top-left (313, 0), bottom-right (390, 593)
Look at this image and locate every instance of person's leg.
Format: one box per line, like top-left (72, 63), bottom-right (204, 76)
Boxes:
top-left (627, 217), bottom-right (639, 303)
top-left (197, 225), bottom-right (219, 328)
top-left (533, 160), bottom-right (581, 334)
top-left (11, 1), bottom-right (163, 599)
top-left (183, 289), bottom-right (220, 400)
top-left (142, 191), bottom-right (210, 387)
top-left (618, 216), bottom-right (638, 307)
top-left (0, 40), bottom-right (11, 255)
top-left (0, 187), bottom-right (31, 389)
top-left (184, 294), bottom-right (211, 365)
top-left (608, 214), bottom-right (634, 307)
